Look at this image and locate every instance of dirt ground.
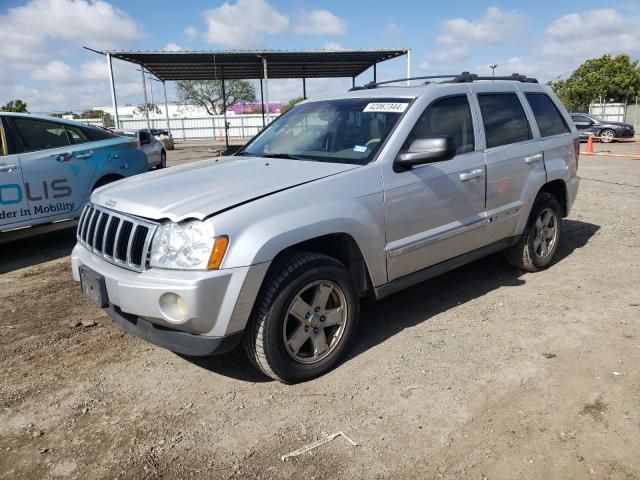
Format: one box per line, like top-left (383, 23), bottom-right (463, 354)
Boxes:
top-left (1, 141), bottom-right (639, 480)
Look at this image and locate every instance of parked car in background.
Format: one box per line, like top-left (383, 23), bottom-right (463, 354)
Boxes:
top-left (569, 113), bottom-right (635, 142)
top-left (0, 113), bottom-right (148, 241)
top-left (151, 128), bottom-right (174, 151)
top-left (113, 129), bottom-right (166, 168)
top-left (72, 73), bottom-right (579, 383)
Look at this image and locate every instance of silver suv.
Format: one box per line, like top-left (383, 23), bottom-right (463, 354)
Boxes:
top-left (72, 73), bottom-right (580, 383)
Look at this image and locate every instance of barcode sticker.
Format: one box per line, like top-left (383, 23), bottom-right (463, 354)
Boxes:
top-left (363, 102), bottom-right (409, 113)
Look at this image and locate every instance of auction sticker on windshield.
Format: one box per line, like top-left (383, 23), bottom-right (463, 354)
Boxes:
top-left (363, 103), bottom-right (409, 113)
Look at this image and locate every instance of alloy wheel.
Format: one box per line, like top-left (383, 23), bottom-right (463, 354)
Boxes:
top-left (600, 129), bottom-right (614, 143)
top-left (532, 207), bottom-right (558, 259)
top-left (282, 280), bottom-right (348, 364)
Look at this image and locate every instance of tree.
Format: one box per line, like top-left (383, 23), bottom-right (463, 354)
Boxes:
top-left (281, 96), bottom-right (304, 113)
top-left (80, 109), bottom-right (114, 128)
top-left (134, 103), bottom-right (161, 117)
top-left (1, 99), bottom-right (28, 113)
top-left (176, 80), bottom-right (256, 115)
top-left (550, 54), bottom-right (640, 111)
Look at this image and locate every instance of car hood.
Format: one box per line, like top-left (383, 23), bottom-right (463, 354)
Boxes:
top-left (91, 156), bottom-right (359, 222)
top-left (601, 121), bottom-right (633, 128)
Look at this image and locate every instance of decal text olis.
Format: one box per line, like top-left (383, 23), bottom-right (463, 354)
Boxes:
top-left (0, 179), bottom-right (72, 205)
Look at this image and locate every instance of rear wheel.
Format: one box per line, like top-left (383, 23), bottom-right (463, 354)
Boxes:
top-left (157, 151), bottom-right (167, 169)
top-left (243, 252), bottom-right (359, 383)
top-left (505, 192), bottom-right (562, 272)
top-left (599, 128), bottom-right (615, 143)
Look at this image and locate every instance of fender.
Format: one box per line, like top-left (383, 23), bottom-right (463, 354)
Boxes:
top-left (213, 165), bottom-right (388, 287)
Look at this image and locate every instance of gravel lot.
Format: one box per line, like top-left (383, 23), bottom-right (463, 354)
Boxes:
top-left (1, 141), bottom-right (639, 479)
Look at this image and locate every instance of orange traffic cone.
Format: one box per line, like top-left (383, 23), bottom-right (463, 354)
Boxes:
top-left (586, 135), bottom-right (594, 154)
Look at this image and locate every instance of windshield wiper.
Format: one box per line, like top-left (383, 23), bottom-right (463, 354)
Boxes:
top-left (260, 153), bottom-right (305, 160)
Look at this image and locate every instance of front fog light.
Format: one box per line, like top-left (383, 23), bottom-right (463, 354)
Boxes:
top-left (159, 292), bottom-right (189, 322)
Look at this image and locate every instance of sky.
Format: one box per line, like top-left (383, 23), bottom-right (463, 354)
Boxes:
top-left (1, 0), bottom-right (640, 113)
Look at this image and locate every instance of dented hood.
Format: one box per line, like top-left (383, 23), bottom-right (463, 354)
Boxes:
top-left (91, 156), bottom-right (358, 222)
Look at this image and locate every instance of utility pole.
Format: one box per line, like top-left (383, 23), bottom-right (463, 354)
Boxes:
top-left (490, 64), bottom-right (498, 77)
top-left (141, 67), bottom-right (150, 130)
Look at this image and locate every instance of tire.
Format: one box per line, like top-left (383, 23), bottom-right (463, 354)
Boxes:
top-left (157, 151), bottom-right (167, 169)
top-left (599, 128), bottom-right (615, 143)
top-left (243, 252), bottom-right (359, 383)
top-left (505, 192), bottom-right (563, 272)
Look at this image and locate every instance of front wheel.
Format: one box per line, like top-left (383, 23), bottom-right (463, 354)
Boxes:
top-left (157, 151), bottom-right (167, 169)
top-left (243, 252), bottom-right (359, 383)
top-left (599, 128), bottom-right (615, 143)
top-left (505, 192), bottom-right (562, 272)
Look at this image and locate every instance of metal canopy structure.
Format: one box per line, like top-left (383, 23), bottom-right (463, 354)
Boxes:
top-left (107, 49), bottom-right (408, 81)
top-left (102, 48), bottom-right (410, 149)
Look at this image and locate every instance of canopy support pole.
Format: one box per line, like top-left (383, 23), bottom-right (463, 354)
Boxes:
top-left (352, 76), bottom-right (355, 88)
top-left (107, 53), bottom-right (120, 129)
top-left (373, 62), bottom-right (377, 83)
top-left (406, 49), bottom-right (411, 86)
top-left (162, 80), bottom-right (170, 135)
top-left (262, 57), bottom-right (270, 123)
top-left (141, 67), bottom-right (150, 130)
top-left (259, 78), bottom-right (265, 127)
top-left (221, 67), bottom-right (229, 150)
top-left (302, 65), bottom-right (307, 99)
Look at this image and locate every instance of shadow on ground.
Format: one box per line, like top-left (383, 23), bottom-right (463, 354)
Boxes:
top-left (0, 227), bottom-right (77, 274)
top-left (185, 219), bottom-right (600, 382)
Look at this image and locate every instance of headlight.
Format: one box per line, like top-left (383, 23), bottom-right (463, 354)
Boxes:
top-left (149, 220), bottom-right (228, 270)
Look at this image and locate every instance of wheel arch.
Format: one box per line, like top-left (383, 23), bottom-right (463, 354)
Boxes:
top-left (92, 173), bottom-right (124, 191)
top-left (267, 233), bottom-right (374, 297)
top-left (539, 179), bottom-right (568, 217)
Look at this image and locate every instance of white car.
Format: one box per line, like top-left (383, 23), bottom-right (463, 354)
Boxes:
top-left (114, 129), bottom-right (166, 169)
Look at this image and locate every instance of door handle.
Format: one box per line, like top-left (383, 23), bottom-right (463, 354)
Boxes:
top-left (53, 151), bottom-right (93, 162)
top-left (459, 169), bottom-right (484, 181)
top-left (0, 164), bottom-right (19, 173)
top-left (525, 153), bottom-right (543, 164)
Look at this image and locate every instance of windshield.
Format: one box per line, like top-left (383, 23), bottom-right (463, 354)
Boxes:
top-left (240, 98), bottom-right (412, 165)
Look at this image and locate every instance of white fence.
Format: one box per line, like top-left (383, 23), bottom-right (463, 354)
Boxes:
top-left (589, 103), bottom-right (625, 122)
top-left (119, 114), bottom-right (278, 141)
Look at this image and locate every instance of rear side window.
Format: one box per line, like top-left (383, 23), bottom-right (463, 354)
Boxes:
top-left (571, 114), bottom-right (591, 123)
top-left (478, 93), bottom-right (531, 148)
top-left (139, 130), bottom-right (151, 142)
top-left (65, 125), bottom-right (90, 145)
top-left (525, 93), bottom-right (570, 137)
top-left (82, 126), bottom-right (117, 141)
top-left (407, 95), bottom-right (475, 155)
top-left (12, 118), bottom-right (70, 152)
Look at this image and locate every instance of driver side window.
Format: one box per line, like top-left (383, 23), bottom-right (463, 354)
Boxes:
top-left (406, 95), bottom-right (475, 155)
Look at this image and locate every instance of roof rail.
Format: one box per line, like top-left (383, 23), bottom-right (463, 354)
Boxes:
top-left (448, 72), bottom-right (538, 83)
top-left (349, 71), bottom-right (538, 91)
top-left (349, 74), bottom-right (459, 91)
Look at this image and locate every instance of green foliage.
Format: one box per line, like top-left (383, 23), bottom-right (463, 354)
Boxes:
top-left (176, 80), bottom-right (256, 115)
top-left (550, 54), bottom-right (640, 111)
top-left (80, 109), bottom-right (114, 128)
top-left (134, 103), bottom-right (161, 116)
top-left (281, 96), bottom-right (304, 114)
top-left (1, 99), bottom-right (28, 113)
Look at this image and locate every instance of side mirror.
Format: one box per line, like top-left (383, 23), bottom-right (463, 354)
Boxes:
top-left (395, 137), bottom-right (456, 170)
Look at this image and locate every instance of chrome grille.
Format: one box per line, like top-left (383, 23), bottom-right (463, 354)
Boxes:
top-left (77, 204), bottom-right (158, 272)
